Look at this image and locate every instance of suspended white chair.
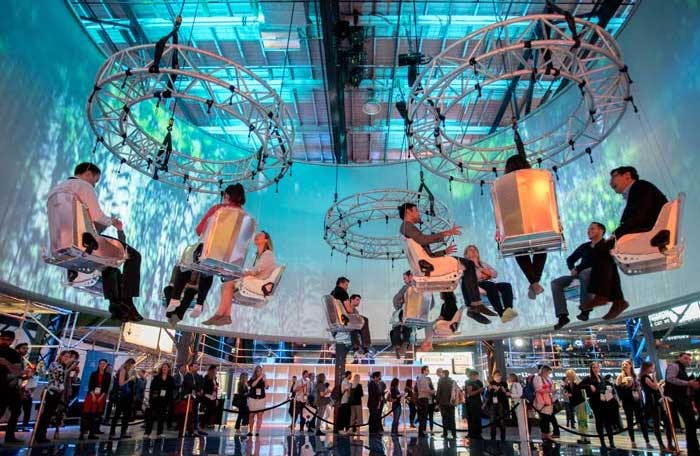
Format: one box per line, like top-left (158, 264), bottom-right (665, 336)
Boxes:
top-left (44, 193), bottom-right (127, 272)
top-left (322, 295), bottom-right (364, 334)
top-left (233, 265), bottom-right (286, 308)
top-left (491, 169), bottom-right (565, 257)
top-left (178, 206), bottom-right (256, 280)
top-left (401, 237), bottom-right (462, 292)
top-left (612, 193), bottom-right (685, 275)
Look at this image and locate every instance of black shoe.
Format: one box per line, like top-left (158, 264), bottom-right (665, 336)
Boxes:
top-left (87, 434), bottom-right (98, 440)
top-left (34, 437), bottom-right (50, 444)
top-left (576, 311), bottom-right (590, 322)
top-left (316, 431), bottom-right (325, 436)
top-left (246, 432), bottom-right (253, 437)
top-left (553, 315), bottom-right (570, 330)
top-left (5, 437), bottom-right (23, 444)
top-left (196, 430), bottom-right (208, 436)
top-left (120, 434), bottom-right (132, 439)
top-left (467, 310), bottom-right (491, 325)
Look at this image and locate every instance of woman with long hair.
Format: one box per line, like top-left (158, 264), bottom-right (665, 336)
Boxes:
top-left (349, 374), bottom-right (363, 435)
top-left (202, 365), bottom-right (220, 429)
top-left (389, 378), bottom-right (402, 435)
top-left (581, 362), bottom-right (617, 448)
top-left (313, 373), bottom-right (331, 436)
top-left (203, 231), bottom-right (277, 326)
top-left (639, 362), bottom-right (675, 452)
top-left (109, 358), bottom-right (137, 440)
top-left (145, 362), bottom-right (175, 437)
top-left (464, 245), bottom-right (518, 323)
top-left (616, 360), bottom-right (649, 447)
top-left (80, 358), bottom-right (110, 440)
top-left (404, 379), bottom-right (416, 428)
top-left (563, 369), bottom-right (589, 443)
top-left (234, 372), bottom-right (250, 432)
top-left (165, 183), bottom-right (247, 323)
top-left (247, 366), bottom-right (267, 436)
top-left (533, 365), bottom-right (558, 442)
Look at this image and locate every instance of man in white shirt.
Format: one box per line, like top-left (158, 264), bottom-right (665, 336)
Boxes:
top-left (47, 163), bottom-right (142, 321)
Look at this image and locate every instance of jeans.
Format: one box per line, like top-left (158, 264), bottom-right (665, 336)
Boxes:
top-left (589, 239), bottom-right (624, 300)
top-left (408, 401), bottom-right (416, 426)
top-left (622, 398), bottom-right (648, 443)
top-left (515, 253), bottom-right (547, 284)
top-left (350, 316), bottom-right (372, 350)
top-left (389, 325), bottom-right (412, 348)
top-left (35, 390), bottom-right (61, 441)
top-left (0, 387), bottom-right (21, 440)
top-left (391, 405), bottom-right (402, 434)
top-left (439, 405), bottom-right (456, 437)
top-left (551, 268), bottom-right (592, 317)
top-left (350, 404), bottom-right (363, 432)
top-left (339, 403), bottom-right (351, 431)
top-left (669, 397), bottom-right (698, 454)
top-left (478, 281), bottom-right (513, 315)
top-left (645, 402), bottom-right (673, 449)
top-left (417, 398), bottom-right (429, 435)
top-left (102, 243), bottom-right (141, 299)
top-left (109, 395), bottom-right (133, 436)
top-left (145, 398), bottom-right (168, 435)
top-left (315, 403), bottom-right (328, 431)
top-left (368, 405), bottom-right (383, 434)
top-left (455, 257), bottom-right (481, 304)
top-left (169, 268), bottom-right (214, 317)
top-left (466, 402), bottom-right (482, 438)
top-left (489, 402), bottom-right (506, 440)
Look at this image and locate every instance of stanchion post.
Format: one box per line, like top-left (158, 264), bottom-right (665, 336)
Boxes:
top-left (29, 388), bottom-right (47, 447)
top-left (662, 396), bottom-right (680, 452)
top-left (519, 399), bottom-right (530, 443)
top-left (182, 393), bottom-right (192, 439)
top-left (291, 398), bottom-right (297, 435)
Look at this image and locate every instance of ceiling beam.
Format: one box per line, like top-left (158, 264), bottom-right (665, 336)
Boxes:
top-left (318, 0), bottom-right (347, 164)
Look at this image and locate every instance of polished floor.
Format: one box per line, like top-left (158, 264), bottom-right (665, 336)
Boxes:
top-left (0, 424), bottom-right (682, 456)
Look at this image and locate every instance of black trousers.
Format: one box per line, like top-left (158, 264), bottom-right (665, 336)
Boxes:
top-left (669, 397), bottom-right (699, 454)
top-left (234, 402), bottom-right (249, 429)
top-left (102, 243), bottom-right (141, 299)
top-left (622, 398), bottom-right (648, 443)
top-left (538, 412), bottom-right (559, 436)
top-left (439, 405), bottom-right (456, 437)
top-left (417, 398), bottom-right (429, 435)
top-left (170, 268), bottom-right (214, 317)
top-left (588, 239), bottom-right (624, 300)
top-left (478, 281), bottom-right (513, 315)
top-left (408, 401), bottom-right (416, 426)
top-left (35, 391), bottom-right (62, 441)
top-left (109, 395), bottom-right (133, 436)
top-left (455, 257), bottom-right (481, 303)
top-left (466, 402), bottom-right (482, 438)
top-left (338, 403), bottom-right (351, 431)
top-left (368, 405), bottom-right (383, 434)
top-left (489, 402), bottom-right (506, 440)
top-left (145, 399), bottom-right (168, 435)
top-left (592, 402), bottom-right (616, 447)
top-left (20, 394), bottom-right (32, 428)
top-left (389, 325), bottom-right (412, 348)
top-left (350, 316), bottom-right (371, 350)
top-left (515, 253), bottom-right (547, 284)
top-left (0, 387), bottom-right (21, 440)
top-left (645, 402), bottom-right (674, 449)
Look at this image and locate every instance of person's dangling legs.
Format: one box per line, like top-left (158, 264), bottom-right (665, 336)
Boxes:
top-left (166, 267), bottom-right (193, 315)
top-left (203, 279), bottom-right (238, 326)
top-left (478, 281), bottom-right (503, 316)
top-left (516, 253), bottom-right (547, 298)
top-left (189, 273), bottom-right (213, 318)
top-left (456, 258), bottom-right (496, 321)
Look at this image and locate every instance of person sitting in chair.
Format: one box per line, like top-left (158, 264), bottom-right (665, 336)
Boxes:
top-left (345, 294), bottom-right (372, 355)
top-left (550, 222), bottom-right (605, 330)
top-left (419, 292), bottom-right (463, 352)
top-left (582, 167), bottom-right (667, 320)
top-left (390, 271), bottom-right (415, 359)
top-left (398, 202), bottom-right (495, 325)
top-left (47, 162), bottom-right (142, 322)
top-left (464, 245), bottom-right (518, 324)
top-left (202, 231), bottom-right (277, 326)
top-left (165, 183), bottom-right (246, 325)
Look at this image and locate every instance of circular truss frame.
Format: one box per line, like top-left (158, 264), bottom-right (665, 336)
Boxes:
top-left (323, 189), bottom-right (453, 260)
top-left (87, 44), bottom-right (294, 194)
top-left (407, 14), bottom-right (632, 183)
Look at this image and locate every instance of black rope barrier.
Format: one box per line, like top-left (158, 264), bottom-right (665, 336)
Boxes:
top-left (223, 398), bottom-right (292, 415)
top-left (301, 403), bottom-right (395, 428)
top-left (529, 400), bottom-right (637, 438)
top-left (431, 401), bottom-right (520, 432)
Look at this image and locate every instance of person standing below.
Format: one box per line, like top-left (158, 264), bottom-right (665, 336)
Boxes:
top-left (109, 358), bottom-right (136, 440)
top-left (509, 373), bottom-right (528, 442)
top-left (390, 271), bottom-right (415, 358)
top-left (367, 372), bottom-right (384, 435)
top-left (312, 373), bottom-right (331, 436)
top-left (616, 360), bottom-right (649, 448)
top-left (664, 352), bottom-right (700, 454)
top-left (0, 331), bottom-right (23, 443)
top-left (414, 366), bottom-right (435, 438)
top-left (562, 369), bottom-right (589, 444)
top-left (464, 246), bottom-right (518, 323)
top-left (404, 379), bottom-right (416, 429)
top-left (202, 365), bottom-right (219, 429)
top-left (80, 359), bottom-right (111, 440)
top-left (388, 378), bottom-right (402, 436)
top-left (338, 371), bottom-right (353, 434)
top-left (551, 222), bottom-right (605, 329)
top-left (19, 366), bottom-right (37, 433)
top-left (465, 370), bottom-right (484, 440)
top-left (290, 371), bottom-right (308, 433)
top-left (34, 350), bottom-right (79, 443)
top-left (306, 372), bottom-right (316, 433)
top-left (533, 365), bottom-right (559, 442)
top-left (247, 365), bottom-right (268, 437)
top-left (436, 369), bottom-right (457, 439)
top-left (581, 362), bottom-right (617, 449)
top-left (145, 362), bottom-right (175, 438)
top-left (640, 362), bottom-right (675, 452)
top-left (487, 370), bottom-right (509, 441)
top-left (398, 202), bottom-right (494, 324)
top-left (349, 374), bottom-right (363, 435)
top-left (233, 372), bottom-right (249, 432)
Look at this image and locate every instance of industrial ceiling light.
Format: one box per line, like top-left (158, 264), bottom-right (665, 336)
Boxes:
top-left (362, 88), bottom-right (382, 116)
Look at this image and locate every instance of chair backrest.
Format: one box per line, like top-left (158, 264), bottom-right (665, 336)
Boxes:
top-left (492, 169), bottom-right (562, 240)
top-left (323, 294), bottom-right (345, 327)
top-left (402, 236), bottom-right (428, 274)
top-left (47, 192), bottom-right (96, 254)
top-left (653, 194), bottom-right (683, 249)
top-left (266, 265), bottom-right (286, 291)
top-left (201, 207), bottom-right (256, 267)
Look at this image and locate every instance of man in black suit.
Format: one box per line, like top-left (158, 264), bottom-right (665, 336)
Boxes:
top-left (582, 166), bottom-right (668, 320)
top-left (367, 372), bottom-right (384, 434)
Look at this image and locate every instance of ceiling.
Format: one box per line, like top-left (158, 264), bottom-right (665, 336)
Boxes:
top-left (68, 0), bottom-right (638, 165)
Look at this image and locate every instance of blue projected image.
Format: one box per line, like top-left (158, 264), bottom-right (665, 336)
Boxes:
top-left (0, 1), bottom-right (698, 342)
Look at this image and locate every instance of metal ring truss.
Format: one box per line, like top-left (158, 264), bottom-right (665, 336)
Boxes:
top-left (323, 189), bottom-right (453, 260)
top-left (407, 14), bottom-right (631, 183)
top-left (87, 44), bottom-right (294, 194)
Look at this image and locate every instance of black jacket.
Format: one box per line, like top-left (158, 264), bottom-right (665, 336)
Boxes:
top-left (88, 370), bottom-right (111, 394)
top-left (566, 242), bottom-right (595, 272)
top-left (150, 375), bottom-right (175, 404)
top-left (616, 180), bottom-right (667, 238)
top-left (436, 376), bottom-right (454, 407)
top-left (331, 286), bottom-right (349, 303)
top-left (367, 380), bottom-right (383, 410)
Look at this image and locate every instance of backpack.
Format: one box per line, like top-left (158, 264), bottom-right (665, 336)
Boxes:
top-left (450, 380), bottom-right (465, 406)
top-left (522, 374), bottom-right (536, 405)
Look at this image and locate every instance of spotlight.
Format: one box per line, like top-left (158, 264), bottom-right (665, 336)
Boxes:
top-left (514, 338), bottom-right (525, 348)
top-left (362, 89), bottom-right (382, 116)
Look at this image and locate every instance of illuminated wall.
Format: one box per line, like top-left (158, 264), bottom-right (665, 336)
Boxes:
top-left (0, 1), bottom-right (698, 342)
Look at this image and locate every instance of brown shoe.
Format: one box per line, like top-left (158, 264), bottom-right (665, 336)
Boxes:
top-left (602, 300), bottom-right (629, 320)
top-left (471, 302), bottom-right (498, 317)
top-left (580, 295), bottom-right (609, 312)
